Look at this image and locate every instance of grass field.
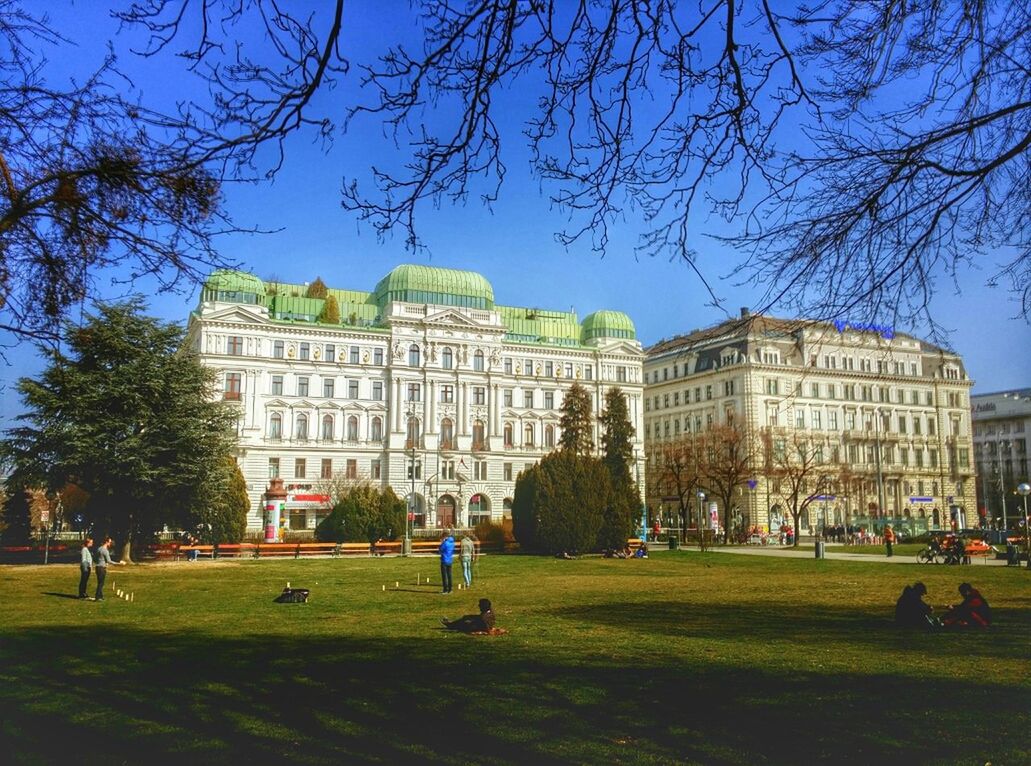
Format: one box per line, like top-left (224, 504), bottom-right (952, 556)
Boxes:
top-left (2, 551), bottom-right (1029, 765)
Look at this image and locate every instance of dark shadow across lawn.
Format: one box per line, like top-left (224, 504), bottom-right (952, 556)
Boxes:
top-left (1, 623), bottom-right (1029, 766)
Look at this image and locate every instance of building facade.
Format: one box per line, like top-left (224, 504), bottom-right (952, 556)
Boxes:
top-left (188, 265), bottom-right (644, 535)
top-left (971, 389), bottom-right (1031, 530)
top-left (643, 311), bottom-right (977, 536)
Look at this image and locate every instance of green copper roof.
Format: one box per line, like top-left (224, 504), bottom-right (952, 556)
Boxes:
top-left (497, 306), bottom-right (582, 347)
top-left (374, 265), bottom-right (495, 310)
top-left (203, 270), bottom-right (266, 299)
top-left (581, 310), bottom-right (636, 341)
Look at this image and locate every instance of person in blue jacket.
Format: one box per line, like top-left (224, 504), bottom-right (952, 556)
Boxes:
top-left (439, 528), bottom-right (455, 594)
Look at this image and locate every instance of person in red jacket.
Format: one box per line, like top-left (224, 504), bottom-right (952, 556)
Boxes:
top-left (942, 583), bottom-right (991, 627)
top-left (884, 525), bottom-right (896, 557)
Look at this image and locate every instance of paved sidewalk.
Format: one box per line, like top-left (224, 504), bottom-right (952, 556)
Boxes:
top-left (688, 544), bottom-right (1011, 566)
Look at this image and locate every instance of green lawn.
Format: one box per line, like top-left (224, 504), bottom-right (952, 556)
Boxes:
top-left (832, 542), bottom-right (927, 557)
top-left (2, 552), bottom-right (1029, 765)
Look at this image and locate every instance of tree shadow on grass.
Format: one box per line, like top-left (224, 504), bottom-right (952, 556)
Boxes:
top-left (549, 598), bottom-right (1031, 662)
top-left (1, 624), bottom-right (1029, 766)
top-left (41, 592), bottom-right (81, 600)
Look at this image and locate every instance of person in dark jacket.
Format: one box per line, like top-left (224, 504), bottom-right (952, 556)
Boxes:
top-left (438, 528), bottom-right (455, 594)
top-left (78, 537), bottom-right (93, 599)
top-left (894, 582), bottom-right (934, 629)
top-left (441, 599), bottom-right (496, 633)
top-left (943, 583), bottom-right (991, 627)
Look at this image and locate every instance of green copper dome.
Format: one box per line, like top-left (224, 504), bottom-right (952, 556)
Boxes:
top-left (581, 310), bottom-right (636, 342)
top-left (202, 270), bottom-right (266, 304)
top-left (374, 265), bottom-right (495, 310)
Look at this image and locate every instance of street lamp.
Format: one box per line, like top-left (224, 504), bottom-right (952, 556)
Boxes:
top-left (1018, 482), bottom-right (1030, 570)
top-left (697, 489), bottom-right (706, 550)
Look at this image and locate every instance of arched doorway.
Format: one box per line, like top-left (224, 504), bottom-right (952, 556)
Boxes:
top-left (437, 494), bottom-right (457, 528)
top-left (468, 493), bottom-right (491, 527)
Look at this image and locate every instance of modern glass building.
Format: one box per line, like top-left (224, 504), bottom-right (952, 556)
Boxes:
top-left (189, 265), bottom-right (644, 535)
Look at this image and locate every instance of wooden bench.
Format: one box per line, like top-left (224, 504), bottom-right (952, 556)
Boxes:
top-left (146, 543), bottom-right (180, 561)
top-left (256, 543), bottom-right (300, 558)
top-left (292, 542), bottom-right (339, 558)
top-left (215, 543), bottom-right (258, 558)
top-left (963, 541), bottom-right (995, 564)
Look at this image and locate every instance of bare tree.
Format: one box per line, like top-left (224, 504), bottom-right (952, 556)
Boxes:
top-left (338, 2), bottom-right (1030, 327)
top-left (699, 422), bottom-right (758, 542)
top-left (763, 428), bottom-right (832, 547)
top-left (649, 434), bottom-right (704, 543)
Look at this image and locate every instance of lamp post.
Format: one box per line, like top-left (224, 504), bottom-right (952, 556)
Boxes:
top-left (1018, 482), bottom-right (1030, 570)
top-left (697, 489), bottom-right (706, 551)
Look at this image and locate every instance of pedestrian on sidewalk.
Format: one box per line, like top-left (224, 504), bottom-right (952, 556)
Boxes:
top-left (884, 525), bottom-right (896, 557)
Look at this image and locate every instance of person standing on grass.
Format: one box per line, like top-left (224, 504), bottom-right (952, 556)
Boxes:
top-left (884, 525), bottom-right (896, 557)
top-left (460, 533), bottom-right (476, 588)
top-left (439, 528), bottom-right (455, 594)
top-left (78, 536), bottom-right (93, 599)
top-left (94, 536), bottom-right (125, 601)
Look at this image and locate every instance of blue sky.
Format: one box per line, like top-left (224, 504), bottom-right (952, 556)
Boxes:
top-left (2, 1), bottom-right (1028, 422)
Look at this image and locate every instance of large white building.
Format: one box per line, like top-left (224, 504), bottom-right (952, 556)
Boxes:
top-left (971, 388), bottom-right (1031, 529)
top-left (643, 311), bottom-right (977, 535)
top-left (188, 265), bottom-right (644, 535)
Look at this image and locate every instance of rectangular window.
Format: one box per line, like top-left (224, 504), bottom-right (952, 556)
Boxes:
top-left (295, 458), bottom-right (306, 479)
top-left (325, 344), bottom-right (336, 363)
top-left (565, 364), bottom-right (574, 379)
top-left (227, 336), bottom-right (244, 356)
top-left (407, 461), bottom-right (422, 480)
top-left (299, 343), bottom-right (310, 360)
top-left (372, 381), bottom-right (383, 400)
top-left (321, 458), bottom-right (333, 479)
top-left (584, 366), bottom-right (593, 381)
top-left (795, 409), bottom-right (805, 428)
top-left (297, 377), bottom-right (309, 397)
top-left (271, 375), bottom-right (283, 395)
top-left (827, 384), bottom-right (836, 400)
top-left (544, 362), bottom-right (553, 377)
top-left (504, 358), bottom-right (513, 375)
top-left (473, 353), bottom-right (484, 372)
top-left (504, 389), bottom-right (513, 407)
top-left (473, 386), bottom-right (486, 405)
top-left (408, 383), bottom-right (421, 401)
top-left (503, 463), bottom-right (513, 482)
top-left (524, 360), bottom-right (533, 375)
top-left (725, 380), bottom-right (736, 396)
top-left (766, 379), bottom-right (777, 395)
top-left (705, 385), bottom-right (713, 400)
top-left (544, 391), bottom-right (554, 409)
top-left (373, 348), bottom-right (384, 366)
top-left (371, 459), bottom-right (381, 479)
top-left (811, 410), bottom-right (822, 429)
top-left (523, 390), bottom-right (533, 409)
top-left (617, 366), bottom-right (627, 383)
top-left (273, 340), bottom-right (284, 359)
top-left (350, 346), bottom-right (360, 364)
top-left (810, 383), bottom-right (819, 398)
top-left (323, 379), bottom-right (335, 398)
top-left (664, 394), bottom-right (670, 408)
top-left (223, 372), bottom-right (242, 401)
top-left (474, 461), bottom-right (487, 480)
top-left (346, 459), bottom-right (357, 479)
top-left (845, 411), bottom-right (856, 430)
top-left (440, 385), bottom-right (455, 403)
top-left (441, 460), bottom-right (455, 480)
top-left (829, 411), bottom-right (839, 430)
top-left (927, 417), bottom-right (936, 435)
top-left (268, 458), bottom-right (280, 478)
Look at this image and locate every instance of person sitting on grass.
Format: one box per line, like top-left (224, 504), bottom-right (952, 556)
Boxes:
top-left (942, 583), bottom-right (991, 627)
top-left (894, 582), bottom-right (935, 629)
top-left (441, 598), bottom-right (501, 634)
top-left (634, 543), bottom-right (648, 558)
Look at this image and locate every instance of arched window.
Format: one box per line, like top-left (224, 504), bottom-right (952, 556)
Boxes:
top-left (524, 423), bottom-right (535, 446)
top-left (544, 424), bottom-right (555, 448)
top-left (347, 415), bottom-right (359, 441)
top-left (269, 412), bottom-right (282, 439)
top-left (503, 422), bottom-right (514, 448)
top-left (472, 420), bottom-right (485, 449)
top-left (321, 414), bottom-right (334, 441)
top-left (440, 418), bottom-right (455, 450)
top-left (409, 344), bottom-right (421, 367)
top-left (407, 417), bottom-right (421, 447)
top-left (371, 416), bottom-right (383, 442)
top-left (442, 347), bottom-right (453, 369)
top-left (295, 413), bottom-right (308, 440)
top-left (473, 350), bottom-right (485, 371)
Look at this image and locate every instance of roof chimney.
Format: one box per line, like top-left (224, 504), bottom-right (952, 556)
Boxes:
top-left (740, 307), bottom-right (750, 318)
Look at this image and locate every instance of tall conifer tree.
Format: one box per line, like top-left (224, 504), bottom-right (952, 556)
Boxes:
top-left (558, 382), bottom-right (595, 456)
top-left (599, 388), bottom-right (639, 548)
